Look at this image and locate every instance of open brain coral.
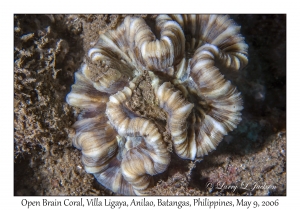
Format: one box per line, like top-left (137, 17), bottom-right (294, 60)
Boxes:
top-left (66, 14), bottom-right (248, 195)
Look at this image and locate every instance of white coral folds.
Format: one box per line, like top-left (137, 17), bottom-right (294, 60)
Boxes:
top-left (66, 14), bottom-right (248, 195)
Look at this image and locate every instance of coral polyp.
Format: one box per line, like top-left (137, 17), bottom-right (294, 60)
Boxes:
top-left (66, 14), bottom-right (248, 195)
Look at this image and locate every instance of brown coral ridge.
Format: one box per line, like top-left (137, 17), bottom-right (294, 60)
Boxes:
top-left (66, 14), bottom-right (248, 195)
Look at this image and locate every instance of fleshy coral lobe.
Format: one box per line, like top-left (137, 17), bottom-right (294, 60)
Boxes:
top-left (66, 14), bottom-right (248, 195)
